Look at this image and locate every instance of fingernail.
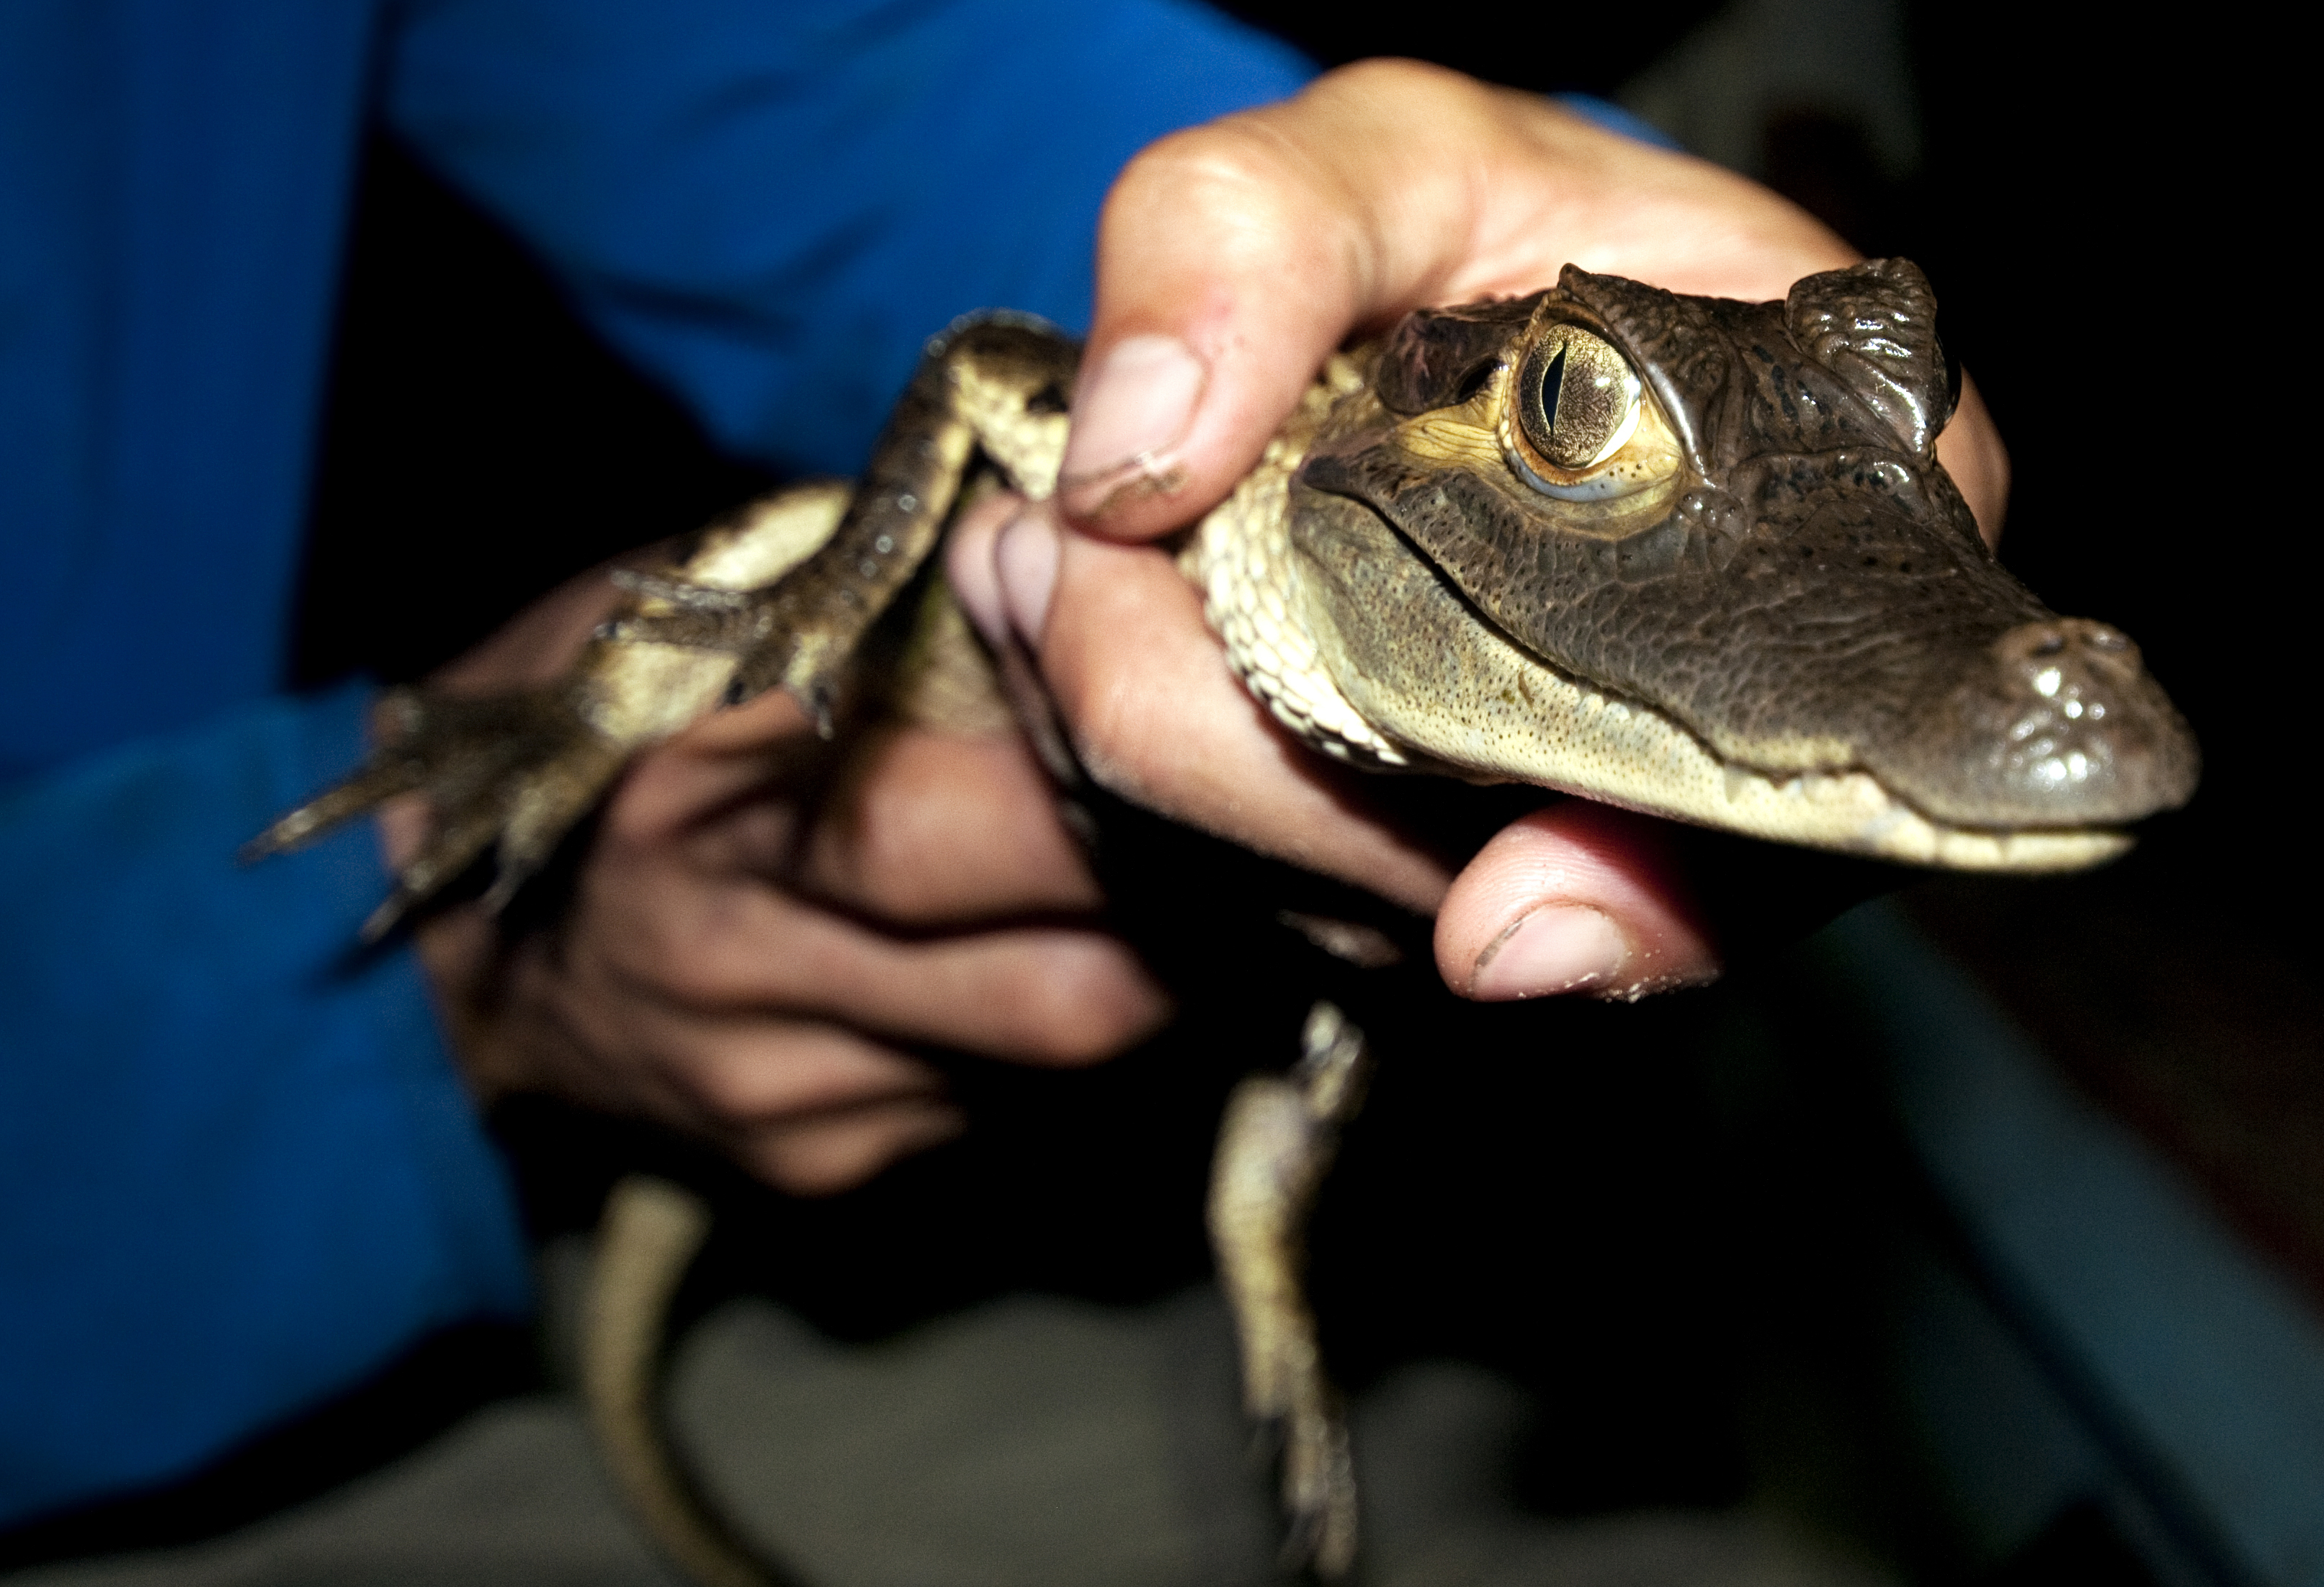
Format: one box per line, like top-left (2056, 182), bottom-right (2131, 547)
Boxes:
top-left (1469, 905), bottom-right (1630, 1000)
top-left (1059, 334), bottom-right (1206, 519)
top-left (996, 506), bottom-right (1060, 643)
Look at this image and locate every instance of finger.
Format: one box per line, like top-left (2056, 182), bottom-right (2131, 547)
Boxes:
top-left (663, 1016), bottom-right (948, 1123)
top-left (1938, 372), bottom-right (2010, 547)
top-left (941, 488), bottom-right (1024, 648)
top-left (588, 852), bottom-right (1170, 1066)
top-left (1059, 61), bottom-right (1851, 539)
top-left (998, 501), bottom-right (1454, 915)
top-left (593, 684), bottom-right (823, 862)
top-left (1434, 801), bottom-right (1721, 1001)
top-left (734, 1096), bottom-right (968, 1197)
top-left (468, 933), bottom-right (969, 1195)
top-left (589, 1001), bottom-right (967, 1198)
top-left (796, 725), bottom-right (1102, 926)
top-left (476, 934), bottom-right (947, 1121)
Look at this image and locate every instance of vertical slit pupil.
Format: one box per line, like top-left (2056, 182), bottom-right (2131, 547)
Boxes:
top-left (1537, 344), bottom-right (1568, 435)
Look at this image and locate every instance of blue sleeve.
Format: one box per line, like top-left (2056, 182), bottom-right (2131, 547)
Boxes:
top-left (383, 0), bottom-right (1315, 475)
top-left (0, 687), bottom-right (532, 1526)
top-left (0, 0), bottom-right (375, 775)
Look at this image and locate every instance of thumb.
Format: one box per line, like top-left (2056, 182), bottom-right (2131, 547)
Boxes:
top-left (1056, 61), bottom-right (1517, 534)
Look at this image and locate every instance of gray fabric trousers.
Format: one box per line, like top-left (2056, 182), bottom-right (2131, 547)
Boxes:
top-left (9, 1279), bottom-right (1883, 1587)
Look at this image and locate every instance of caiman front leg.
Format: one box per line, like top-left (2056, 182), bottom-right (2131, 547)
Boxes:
top-left (246, 315), bottom-right (1078, 935)
top-left (1209, 1002), bottom-right (1375, 1580)
top-left (242, 481), bottom-right (849, 939)
top-left (606, 316), bottom-right (1073, 726)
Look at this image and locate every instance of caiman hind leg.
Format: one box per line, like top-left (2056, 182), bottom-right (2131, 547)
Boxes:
top-left (608, 313), bottom-right (1077, 728)
top-left (1209, 1001), bottom-right (1375, 1579)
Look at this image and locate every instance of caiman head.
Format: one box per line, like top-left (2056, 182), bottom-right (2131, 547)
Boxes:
top-left (1284, 259), bottom-right (2198, 870)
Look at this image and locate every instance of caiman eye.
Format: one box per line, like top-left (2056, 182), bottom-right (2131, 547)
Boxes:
top-left (1520, 326), bottom-right (1640, 468)
top-left (1503, 323), bottom-right (1668, 503)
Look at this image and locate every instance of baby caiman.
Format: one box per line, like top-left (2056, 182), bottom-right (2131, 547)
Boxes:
top-left (253, 258), bottom-right (2198, 1585)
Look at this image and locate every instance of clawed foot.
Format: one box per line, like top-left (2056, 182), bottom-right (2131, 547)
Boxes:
top-left (1210, 1003), bottom-right (1373, 1579)
top-left (244, 682), bottom-right (627, 940)
top-left (1273, 1385), bottom-right (1359, 1580)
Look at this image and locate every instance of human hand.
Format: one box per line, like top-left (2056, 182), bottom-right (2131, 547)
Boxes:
top-left (385, 530), bottom-right (1168, 1194)
top-left (949, 60), bottom-right (2012, 1001)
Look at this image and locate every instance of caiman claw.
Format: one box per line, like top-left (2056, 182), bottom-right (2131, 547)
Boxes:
top-left (243, 683), bottom-right (625, 942)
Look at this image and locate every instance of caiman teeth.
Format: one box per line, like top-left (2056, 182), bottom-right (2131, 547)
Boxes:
top-left (1699, 754), bottom-right (2132, 871)
top-left (1452, 663), bottom-right (2133, 871)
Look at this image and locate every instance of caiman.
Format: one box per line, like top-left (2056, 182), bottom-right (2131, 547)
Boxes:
top-left (252, 257), bottom-right (2199, 1586)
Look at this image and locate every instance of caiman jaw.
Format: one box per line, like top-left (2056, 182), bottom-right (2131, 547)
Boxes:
top-left (1290, 540), bottom-right (2141, 872)
top-left (1202, 475), bottom-right (2155, 873)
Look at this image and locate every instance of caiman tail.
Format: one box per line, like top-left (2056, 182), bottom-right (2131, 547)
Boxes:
top-left (584, 1176), bottom-right (797, 1587)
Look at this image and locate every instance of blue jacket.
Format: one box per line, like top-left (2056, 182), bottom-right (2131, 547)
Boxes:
top-left (0, 0), bottom-right (1308, 1526)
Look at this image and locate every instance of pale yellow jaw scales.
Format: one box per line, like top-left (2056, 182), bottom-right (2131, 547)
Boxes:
top-left (1191, 362), bottom-right (1416, 775)
top-left (1191, 383), bottom-right (2127, 875)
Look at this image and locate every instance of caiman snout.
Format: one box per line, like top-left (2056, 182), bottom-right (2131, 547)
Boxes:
top-left (1881, 617), bottom-right (2201, 829)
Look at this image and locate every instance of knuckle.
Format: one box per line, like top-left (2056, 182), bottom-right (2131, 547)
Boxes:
top-left (1107, 120), bottom-right (1310, 234)
top-left (1320, 55), bottom-right (1465, 101)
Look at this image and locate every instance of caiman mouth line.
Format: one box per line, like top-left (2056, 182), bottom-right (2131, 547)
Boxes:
top-left (1354, 511), bottom-right (2132, 872)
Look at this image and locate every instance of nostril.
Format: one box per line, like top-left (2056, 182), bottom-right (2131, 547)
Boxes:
top-left (1995, 617), bottom-right (2140, 675)
top-left (1995, 622), bottom-right (2071, 665)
